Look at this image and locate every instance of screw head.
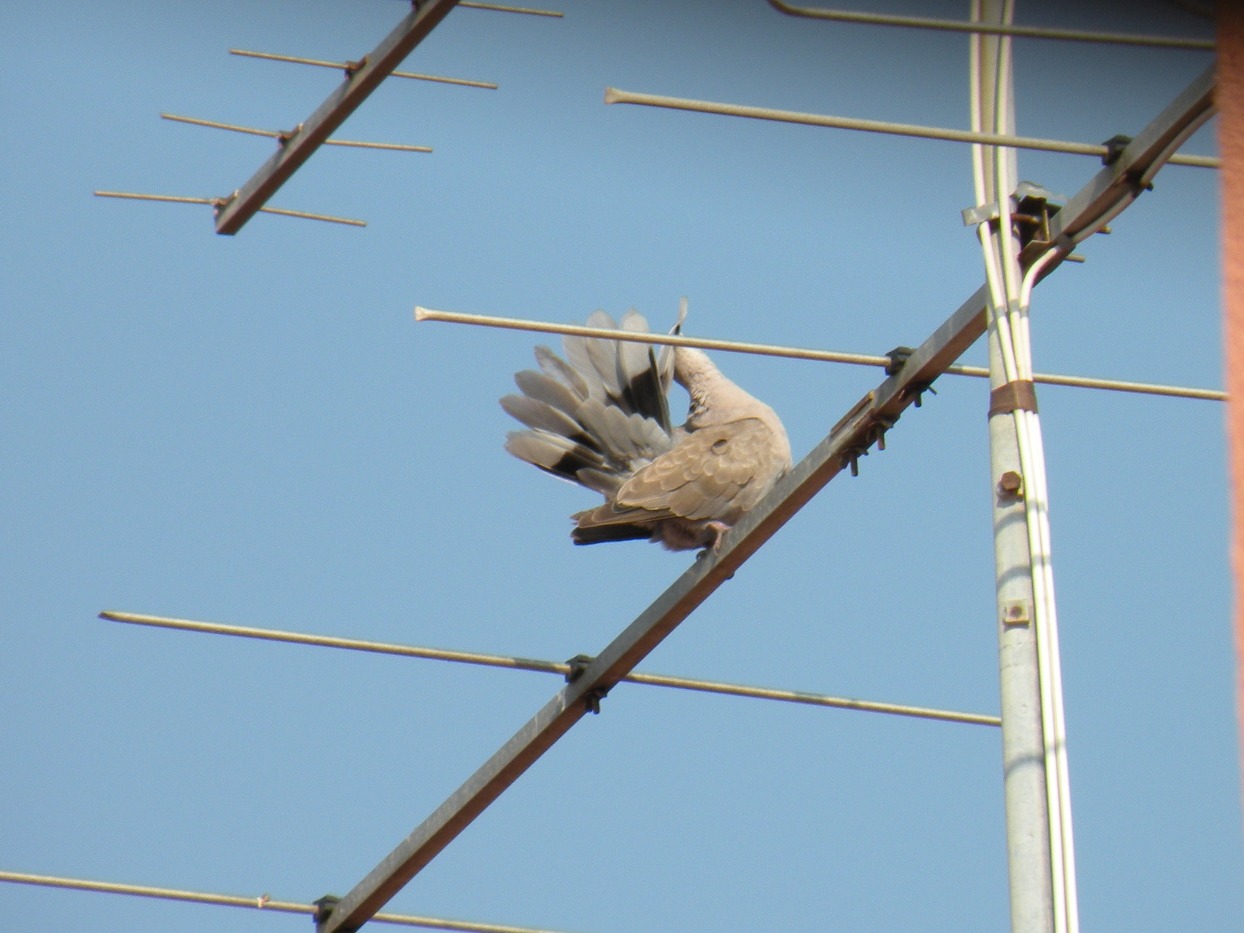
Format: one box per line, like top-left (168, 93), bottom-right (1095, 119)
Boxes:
top-left (997, 470), bottom-right (1024, 498)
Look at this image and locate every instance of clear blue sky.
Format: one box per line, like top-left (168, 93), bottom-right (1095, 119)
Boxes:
top-left (2, 1), bottom-right (1237, 931)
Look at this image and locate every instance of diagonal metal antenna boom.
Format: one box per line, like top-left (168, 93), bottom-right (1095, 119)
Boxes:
top-left (214, 0), bottom-right (460, 235)
top-left (317, 285), bottom-right (984, 933)
top-left (316, 64), bottom-right (1216, 933)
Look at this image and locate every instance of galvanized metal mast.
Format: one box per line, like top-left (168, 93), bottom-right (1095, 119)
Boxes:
top-left (974, 1), bottom-right (1071, 929)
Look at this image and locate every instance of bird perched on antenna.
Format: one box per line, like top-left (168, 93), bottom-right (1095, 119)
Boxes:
top-left (501, 301), bottom-right (791, 551)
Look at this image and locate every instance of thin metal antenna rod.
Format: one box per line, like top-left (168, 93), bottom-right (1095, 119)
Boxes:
top-left (0, 870), bottom-right (575, 933)
top-left (768, 0), bottom-right (1214, 50)
top-left (98, 610), bottom-right (1001, 727)
top-left (603, 87), bottom-right (1219, 169)
top-left (228, 48), bottom-right (499, 90)
top-left (215, 0), bottom-right (461, 235)
top-left (160, 113), bottom-right (432, 152)
top-left (415, 307), bottom-right (1227, 402)
top-left (93, 190), bottom-right (366, 227)
top-left (458, 1), bottom-right (564, 15)
top-left (957, 367), bottom-right (1225, 401)
top-left (417, 305), bottom-right (894, 365)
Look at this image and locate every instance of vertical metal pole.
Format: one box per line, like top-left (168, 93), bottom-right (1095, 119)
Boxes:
top-left (988, 349), bottom-right (1055, 933)
top-left (974, 2), bottom-right (1055, 929)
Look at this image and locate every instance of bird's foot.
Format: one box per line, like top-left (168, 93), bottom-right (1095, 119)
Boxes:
top-left (695, 521), bottom-right (730, 558)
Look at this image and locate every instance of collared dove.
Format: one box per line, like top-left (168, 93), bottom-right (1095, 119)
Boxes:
top-left (501, 305), bottom-right (791, 551)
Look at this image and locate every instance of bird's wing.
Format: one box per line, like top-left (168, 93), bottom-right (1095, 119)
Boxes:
top-left (611, 418), bottom-right (785, 523)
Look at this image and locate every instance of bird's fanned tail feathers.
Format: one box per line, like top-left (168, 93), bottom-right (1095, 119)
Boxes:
top-left (502, 310), bottom-right (675, 493)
